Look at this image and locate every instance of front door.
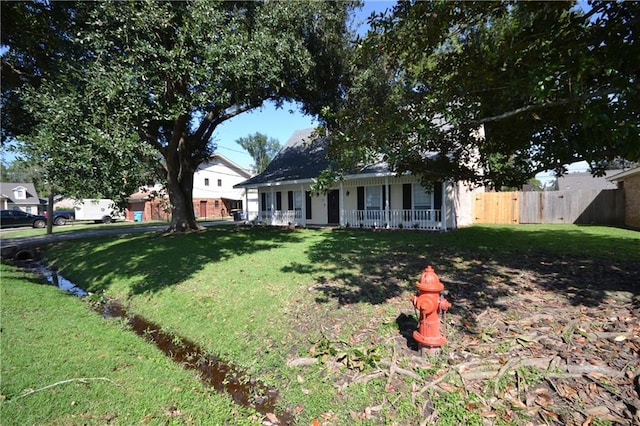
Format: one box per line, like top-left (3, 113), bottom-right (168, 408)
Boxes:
top-left (327, 190), bottom-right (340, 224)
top-left (199, 201), bottom-right (207, 218)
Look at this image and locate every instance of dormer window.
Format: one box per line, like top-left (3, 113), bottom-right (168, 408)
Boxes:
top-left (12, 187), bottom-right (26, 200)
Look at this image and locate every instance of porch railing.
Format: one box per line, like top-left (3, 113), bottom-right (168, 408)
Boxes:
top-left (257, 209), bottom-right (302, 226)
top-left (252, 209), bottom-right (444, 230)
top-left (343, 209), bottom-right (443, 230)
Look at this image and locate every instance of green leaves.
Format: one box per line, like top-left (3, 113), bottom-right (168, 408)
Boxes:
top-left (329, 1), bottom-right (640, 189)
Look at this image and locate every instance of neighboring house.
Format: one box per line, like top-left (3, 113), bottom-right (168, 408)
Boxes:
top-left (607, 166), bottom-right (640, 229)
top-left (554, 171), bottom-right (622, 191)
top-left (125, 154), bottom-right (255, 222)
top-left (0, 182), bottom-right (41, 214)
top-left (193, 153), bottom-right (255, 219)
top-left (127, 184), bottom-right (171, 222)
top-left (234, 128), bottom-right (482, 230)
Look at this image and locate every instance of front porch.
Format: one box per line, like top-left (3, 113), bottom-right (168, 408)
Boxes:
top-left (250, 208), bottom-right (445, 231)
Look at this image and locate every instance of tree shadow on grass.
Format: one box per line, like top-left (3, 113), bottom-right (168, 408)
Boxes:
top-left (284, 225), bottom-right (640, 332)
top-left (45, 226), bottom-right (305, 295)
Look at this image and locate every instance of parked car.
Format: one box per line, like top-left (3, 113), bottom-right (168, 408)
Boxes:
top-left (0, 210), bottom-right (47, 229)
top-left (44, 210), bottom-right (76, 225)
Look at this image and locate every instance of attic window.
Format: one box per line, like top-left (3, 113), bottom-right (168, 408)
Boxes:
top-left (13, 187), bottom-right (26, 200)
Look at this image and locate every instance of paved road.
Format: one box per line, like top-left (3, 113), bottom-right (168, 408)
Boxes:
top-left (0, 221), bottom-right (235, 249)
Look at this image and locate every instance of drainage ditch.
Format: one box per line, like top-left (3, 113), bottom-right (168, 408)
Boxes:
top-left (8, 255), bottom-right (293, 425)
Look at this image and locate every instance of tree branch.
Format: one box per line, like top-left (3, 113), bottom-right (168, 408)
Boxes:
top-left (470, 85), bottom-right (628, 126)
top-left (9, 377), bottom-right (120, 402)
top-left (197, 100), bottom-right (264, 144)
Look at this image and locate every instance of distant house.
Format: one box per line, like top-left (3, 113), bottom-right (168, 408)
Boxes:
top-left (126, 154), bottom-right (255, 222)
top-left (0, 182), bottom-right (41, 214)
top-left (192, 153), bottom-right (255, 219)
top-left (607, 166), bottom-right (640, 229)
top-left (234, 128), bottom-right (482, 230)
top-left (554, 171), bottom-right (622, 191)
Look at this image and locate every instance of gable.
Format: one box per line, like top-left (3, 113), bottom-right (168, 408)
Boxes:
top-left (0, 182), bottom-right (40, 205)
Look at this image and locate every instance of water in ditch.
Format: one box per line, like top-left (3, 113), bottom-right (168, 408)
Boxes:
top-left (14, 257), bottom-right (293, 425)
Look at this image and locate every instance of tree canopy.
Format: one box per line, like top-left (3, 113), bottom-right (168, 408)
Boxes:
top-left (235, 133), bottom-right (281, 174)
top-left (2, 1), bottom-right (355, 232)
top-left (1, 2), bottom-right (158, 213)
top-left (325, 0), bottom-right (640, 190)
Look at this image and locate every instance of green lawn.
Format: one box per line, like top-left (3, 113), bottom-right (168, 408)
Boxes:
top-left (2, 224), bottom-right (639, 425)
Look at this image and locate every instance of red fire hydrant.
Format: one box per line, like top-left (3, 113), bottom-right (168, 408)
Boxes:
top-left (410, 266), bottom-right (451, 348)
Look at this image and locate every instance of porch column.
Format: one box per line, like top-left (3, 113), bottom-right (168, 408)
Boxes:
top-left (244, 189), bottom-right (248, 221)
top-left (385, 177), bottom-right (390, 228)
top-left (270, 186), bottom-right (275, 223)
top-left (339, 181), bottom-right (344, 226)
top-left (301, 184), bottom-right (306, 227)
top-left (441, 181), bottom-right (447, 231)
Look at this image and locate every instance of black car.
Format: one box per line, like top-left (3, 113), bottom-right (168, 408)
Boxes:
top-left (0, 210), bottom-right (47, 229)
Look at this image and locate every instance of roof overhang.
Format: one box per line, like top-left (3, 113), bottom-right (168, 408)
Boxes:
top-left (606, 166), bottom-right (640, 182)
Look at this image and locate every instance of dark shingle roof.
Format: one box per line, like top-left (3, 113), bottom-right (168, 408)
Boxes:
top-left (234, 128), bottom-right (432, 188)
top-left (555, 171), bottom-right (622, 191)
top-left (235, 128), bottom-right (333, 187)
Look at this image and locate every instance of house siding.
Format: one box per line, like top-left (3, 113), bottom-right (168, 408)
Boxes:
top-left (251, 176), bottom-right (466, 230)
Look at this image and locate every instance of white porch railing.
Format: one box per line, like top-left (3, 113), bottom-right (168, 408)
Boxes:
top-left (250, 209), bottom-right (443, 230)
top-left (343, 209), bottom-right (443, 230)
top-left (256, 210), bottom-right (303, 226)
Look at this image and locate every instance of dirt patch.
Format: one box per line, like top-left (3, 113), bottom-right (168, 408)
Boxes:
top-left (294, 252), bottom-right (640, 424)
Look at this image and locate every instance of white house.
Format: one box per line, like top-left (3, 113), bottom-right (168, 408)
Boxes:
top-left (126, 154), bottom-right (256, 221)
top-left (192, 153), bottom-right (256, 219)
top-left (234, 129), bottom-right (482, 230)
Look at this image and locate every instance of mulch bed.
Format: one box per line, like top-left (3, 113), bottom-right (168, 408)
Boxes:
top-left (297, 253), bottom-right (640, 425)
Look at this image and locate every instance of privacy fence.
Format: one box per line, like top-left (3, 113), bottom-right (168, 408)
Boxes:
top-left (473, 189), bottom-right (624, 226)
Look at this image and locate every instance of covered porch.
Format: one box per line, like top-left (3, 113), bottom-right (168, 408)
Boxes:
top-left (253, 207), bottom-right (445, 230)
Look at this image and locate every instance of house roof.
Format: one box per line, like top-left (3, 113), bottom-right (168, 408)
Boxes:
top-left (206, 153), bottom-right (253, 178)
top-left (606, 166), bottom-right (640, 182)
top-left (234, 128), bottom-right (419, 189)
top-left (234, 128), bottom-right (332, 188)
top-left (0, 182), bottom-right (41, 205)
top-left (554, 171), bottom-right (622, 191)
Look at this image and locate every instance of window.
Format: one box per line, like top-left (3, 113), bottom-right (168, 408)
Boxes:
top-left (217, 179), bottom-right (222, 187)
top-left (13, 187), bottom-right (26, 200)
top-left (261, 192), bottom-right (272, 212)
top-left (366, 186), bottom-right (381, 210)
top-left (293, 191), bottom-right (303, 212)
top-left (204, 178), bottom-right (209, 186)
top-left (413, 184), bottom-right (432, 210)
top-left (214, 200), bottom-right (219, 208)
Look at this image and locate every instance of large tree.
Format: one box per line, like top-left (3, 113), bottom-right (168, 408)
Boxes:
top-left (2, 1), bottom-right (354, 232)
top-left (78, 0), bottom-right (352, 232)
top-left (235, 133), bottom-right (281, 174)
top-left (325, 0), bottom-right (640, 190)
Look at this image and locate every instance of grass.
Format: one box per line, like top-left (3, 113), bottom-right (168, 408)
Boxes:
top-left (0, 217), bottom-right (231, 239)
top-left (2, 224), bottom-right (639, 424)
top-left (0, 263), bottom-right (259, 425)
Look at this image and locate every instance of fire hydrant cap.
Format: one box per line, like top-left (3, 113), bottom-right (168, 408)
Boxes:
top-left (416, 266), bottom-right (444, 292)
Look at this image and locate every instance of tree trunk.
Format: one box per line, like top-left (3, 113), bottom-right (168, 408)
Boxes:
top-left (166, 165), bottom-right (201, 233)
top-left (46, 189), bottom-right (54, 235)
top-left (164, 118), bottom-right (203, 233)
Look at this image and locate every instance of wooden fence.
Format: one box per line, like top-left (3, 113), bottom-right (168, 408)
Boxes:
top-left (474, 189), bottom-right (624, 225)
